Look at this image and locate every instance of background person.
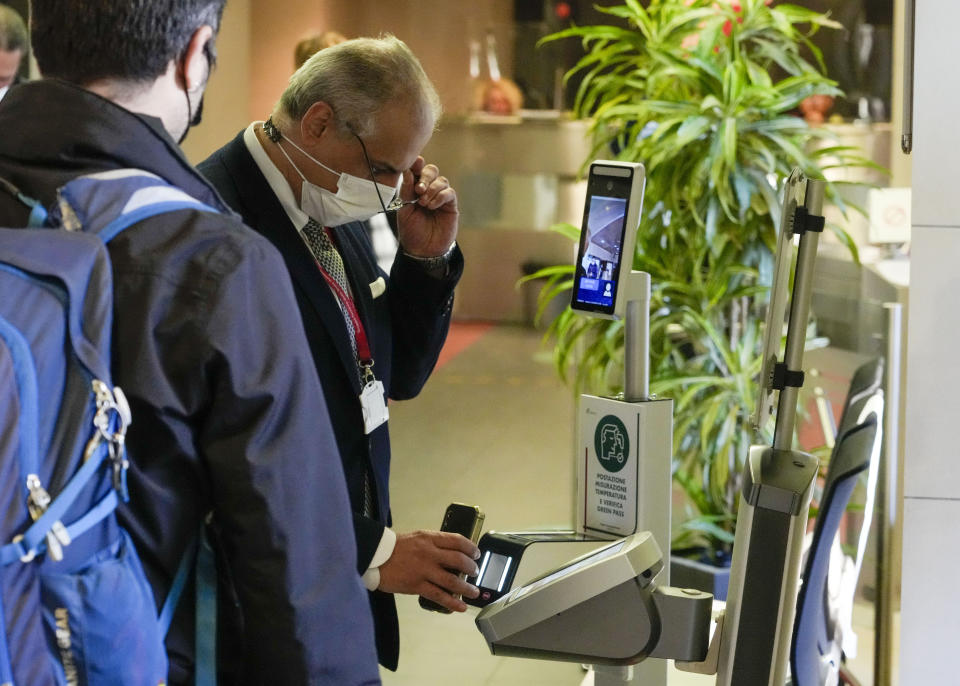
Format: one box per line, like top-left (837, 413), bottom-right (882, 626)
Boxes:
top-left (0, 3), bottom-right (26, 101)
top-left (294, 29), bottom-right (348, 70)
top-left (0, 1), bottom-right (380, 683)
top-left (199, 36), bottom-right (478, 671)
top-left (473, 76), bottom-right (523, 115)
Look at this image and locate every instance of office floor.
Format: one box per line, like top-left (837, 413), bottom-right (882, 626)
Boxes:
top-left (381, 323), bottom-right (897, 685)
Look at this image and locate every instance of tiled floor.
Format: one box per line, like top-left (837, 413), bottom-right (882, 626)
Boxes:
top-left (383, 324), bottom-right (581, 685)
top-left (380, 324), bottom-right (897, 685)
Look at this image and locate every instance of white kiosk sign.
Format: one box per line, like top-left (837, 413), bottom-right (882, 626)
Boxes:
top-left (578, 395), bottom-right (672, 543)
top-left (581, 401), bottom-right (639, 536)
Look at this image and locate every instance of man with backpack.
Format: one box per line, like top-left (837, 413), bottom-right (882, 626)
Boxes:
top-left (0, 1), bottom-right (381, 684)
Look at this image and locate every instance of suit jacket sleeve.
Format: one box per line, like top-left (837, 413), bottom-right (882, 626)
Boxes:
top-left (385, 246), bottom-right (464, 400)
top-left (196, 235), bottom-right (380, 684)
top-left (354, 512), bottom-right (386, 573)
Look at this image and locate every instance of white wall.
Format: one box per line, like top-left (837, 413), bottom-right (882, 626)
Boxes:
top-left (900, 0), bottom-right (960, 679)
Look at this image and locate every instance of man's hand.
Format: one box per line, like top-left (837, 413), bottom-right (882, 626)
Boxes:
top-left (396, 157), bottom-right (459, 258)
top-left (377, 530), bottom-right (480, 612)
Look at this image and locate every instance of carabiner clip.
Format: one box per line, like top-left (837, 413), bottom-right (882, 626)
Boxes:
top-left (360, 360), bottom-right (376, 385)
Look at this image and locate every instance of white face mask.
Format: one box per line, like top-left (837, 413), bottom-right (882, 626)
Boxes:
top-left (277, 133), bottom-right (399, 227)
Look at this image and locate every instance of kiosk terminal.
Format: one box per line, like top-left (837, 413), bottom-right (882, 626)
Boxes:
top-left (471, 164), bottom-right (828, 686)
top-left (475, 160), bottom-right (689, 685)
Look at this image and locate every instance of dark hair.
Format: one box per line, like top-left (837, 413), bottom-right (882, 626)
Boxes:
top-left (0, 5), bottom-right (28, 53)
top-left (31, 0), bottom-right (226, 84)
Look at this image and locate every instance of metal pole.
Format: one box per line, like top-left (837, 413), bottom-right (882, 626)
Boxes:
top-left (875, 303), bottom-right (903, 686)
top-left (901, 0), bottom-right (916, 153)
top-left (773, 180), bottom-right (825, 450)
top-left (624, 271), bottom-right (651, 402)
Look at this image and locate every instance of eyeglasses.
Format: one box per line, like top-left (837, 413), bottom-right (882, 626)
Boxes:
top-left (353, 132), bottom-right (418, 213)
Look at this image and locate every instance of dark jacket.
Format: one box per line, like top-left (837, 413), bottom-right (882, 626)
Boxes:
top-left (0, 80), bottom-right (380, 685)
top-left (199, 131), bottom-right (462, 670)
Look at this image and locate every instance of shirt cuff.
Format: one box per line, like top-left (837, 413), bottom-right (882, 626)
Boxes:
top-left (361, 527), bottom-right (397, 591)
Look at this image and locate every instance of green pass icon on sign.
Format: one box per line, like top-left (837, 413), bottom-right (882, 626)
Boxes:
top-left (594, 415), bottom-right (629, 473)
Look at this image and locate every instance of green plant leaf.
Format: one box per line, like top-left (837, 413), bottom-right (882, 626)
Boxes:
top-left (550, 222), bottom-right (582, 241)
top-left (536, 0), bottom-right (880, 555)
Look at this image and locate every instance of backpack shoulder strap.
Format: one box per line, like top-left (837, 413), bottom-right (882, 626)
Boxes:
top-left (53, 169), bottom-right (220, 243)
top-left (0, 175), bottom-right (49, 227)
top-left (159, 533), bottom-right (199, 637)
top-left (159, 526), bottom-right (217, 686)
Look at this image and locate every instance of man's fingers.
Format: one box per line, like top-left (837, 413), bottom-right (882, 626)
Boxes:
top-left (434, 548), bottom-right (480, 577)
top-left (415, 176), bottom-right (449, 207)
top-left (422, 186), bottom-right (456, 211)
top-left (414, 162), bottom-right (439, 191)
top-left (432, 531), bottom-right (480, 558)
top-left (448, 573), bottom-right (481, 599)
top-left (400, 158), bottom-right (426, 202)
top-left (419, 583), bottom-right (468, 613)
top-left (409, 156), bottom-right (426, 178)
top-left (425, 568), bottom-right (479, 601)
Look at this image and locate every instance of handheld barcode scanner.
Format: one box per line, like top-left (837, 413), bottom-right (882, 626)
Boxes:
top-left (474, 167), bottom-right (829, 686)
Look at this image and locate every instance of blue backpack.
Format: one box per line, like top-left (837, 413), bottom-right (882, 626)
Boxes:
top-left (0, 170), bottom-right (219, 685)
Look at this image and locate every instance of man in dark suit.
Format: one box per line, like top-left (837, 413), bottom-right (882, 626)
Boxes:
top-left (199, 35), bottom-right (481, 671)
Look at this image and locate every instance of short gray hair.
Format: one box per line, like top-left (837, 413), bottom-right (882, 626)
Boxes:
top-left (273, 35), bottom-right (442, 138)
top-left (0, 4), bottom-right (27, 53)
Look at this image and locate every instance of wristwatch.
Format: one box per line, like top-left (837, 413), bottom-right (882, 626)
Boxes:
top-left (403, 242), bottom-right (457, 275)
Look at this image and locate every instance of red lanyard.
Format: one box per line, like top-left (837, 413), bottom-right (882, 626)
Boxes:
top-left (310, 230), bottom-right (373, 369)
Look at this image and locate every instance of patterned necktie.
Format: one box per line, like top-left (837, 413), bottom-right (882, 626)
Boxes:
top-left (301, 219), bottom-right (357, 360)
top-left (301, 219), bottom-right (376, 518)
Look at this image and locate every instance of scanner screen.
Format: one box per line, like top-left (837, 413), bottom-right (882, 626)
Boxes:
top-left (574, 195), bottom-right (627, 310)
top-left (478, 552), bottom-right (512, 592)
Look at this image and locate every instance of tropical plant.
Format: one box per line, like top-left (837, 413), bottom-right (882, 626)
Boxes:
top-left (534, 0), bottom-right (875, 560)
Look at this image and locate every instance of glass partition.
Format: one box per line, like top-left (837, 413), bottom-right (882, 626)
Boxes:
top-left (804, 256), bottom-right (906, 685)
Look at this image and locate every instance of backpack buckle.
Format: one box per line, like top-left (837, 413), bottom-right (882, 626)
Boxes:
top-left (11, 534), bottom-right (36, 563)
top-left (89, 381), bottom-right (132, 501)
top-left (25, 474), bottom-right (72, 562)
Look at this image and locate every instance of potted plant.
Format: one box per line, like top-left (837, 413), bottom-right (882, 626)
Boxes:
top-left (534, 0), bottom-right (873, 596)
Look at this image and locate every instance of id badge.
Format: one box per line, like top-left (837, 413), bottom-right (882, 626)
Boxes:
top-left (360, 379), bottom-right (389, 434)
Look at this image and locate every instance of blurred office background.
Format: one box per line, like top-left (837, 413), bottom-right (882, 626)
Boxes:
top-left (7, 1), bottom-right (953, 684)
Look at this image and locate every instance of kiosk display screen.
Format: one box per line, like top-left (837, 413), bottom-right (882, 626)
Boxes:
top-left (571, 165), bottom-right (636, 316)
